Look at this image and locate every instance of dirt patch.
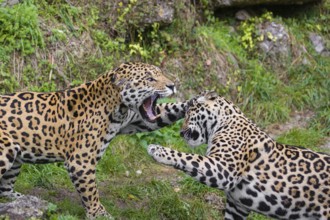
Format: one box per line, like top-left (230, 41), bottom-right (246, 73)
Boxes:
top-left (147, 166), bottom-right (183, 187)
top-left (320, 137), bottom-right (330, 149)
top-left (204, 192), bottom-right (226, 211)
top-left (25, 187), bottom-right (79, 205)
top-left (265, 110), bottom-right (314, 138)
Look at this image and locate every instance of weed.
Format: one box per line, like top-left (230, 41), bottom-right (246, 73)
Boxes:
top-left (0, 1), bottom-right (44, 57)
top-left (248, 212), bottom-right (272, 220)
top-left (57, 198), bottom-right (85, 218)
top-left (309, 106), bottom-right (330, 135)
top-left (239, 12), bottom-right (274, 52)
top-left (46, 203), bottom-right (58, 217)
top-left (16, 163), bottom-right (70, 191)
top-left (0, 67), bottom-right (19, 93)
top-left (276, 128), bottom-right (328, 153)
top-left (56, 216), bottom-right (80, 220)
top-left (114, 0), bottom-right (137, 38)
top-left (29, 82), bottom-right (57, 92)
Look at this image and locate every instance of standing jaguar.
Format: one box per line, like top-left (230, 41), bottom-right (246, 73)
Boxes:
top-left (0, 62), bottom-right (187, 219)
top-left (148, 91), bottom-right (330, 220)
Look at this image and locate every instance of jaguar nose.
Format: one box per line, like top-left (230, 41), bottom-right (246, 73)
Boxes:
top-left (166, 84), bottom-right (176, 93)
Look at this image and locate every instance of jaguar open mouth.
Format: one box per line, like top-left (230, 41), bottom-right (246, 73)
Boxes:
top-left (139, 93), bottom-right (161, 123)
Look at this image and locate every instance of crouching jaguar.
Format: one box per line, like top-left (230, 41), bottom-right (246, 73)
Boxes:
top-left (0, 62), bottom-right (187, 219)
top-left (148, 91), bottom-right (330, 220)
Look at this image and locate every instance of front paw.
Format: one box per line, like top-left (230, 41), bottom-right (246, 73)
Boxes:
top-left (147, 144), bottom-right (173, 165)
top-left (87, 204), bottom-right (113, 220)
top-left (147, 144), bottom-right (166, 159)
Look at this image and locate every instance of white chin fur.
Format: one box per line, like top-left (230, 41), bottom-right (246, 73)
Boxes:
top-left (186, 139), bottom-right (203, 148)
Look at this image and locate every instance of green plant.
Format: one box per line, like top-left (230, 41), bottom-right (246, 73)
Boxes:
top-left (51, 28), bottom-right (67, 42)
top-left (16, 163), bottom-right (70, 190)
top-left (276, 128), bottom-right (328, 153)
top-left (239, 12), bottom-right (274, 52)
top-left (0, 67), bottom-right (19, 93)
top-left (56, 199), bottom-right (85, 219)
top-left (29, 82), bottom-right (57, 92)
top-left (56, 216), bottom-right (80, 220)
top-left (37, 0), bottom-right (84, 35)
top-left (129, 43), bottom-right (150, 60)
top-left (114, 0), bottom-right (137, 38)
top-left (0, 1), bottom-right (45, 57)
top-left (92, 30), bottom-right (126, 52)
top-left (248, 212), bottom-right (271, 220)
top-left (130, 121), bottom-right (183, 149)
top-left (309, 106), bottom-right (330, 136)
top-left (46, 203), bottom-right (58, 217)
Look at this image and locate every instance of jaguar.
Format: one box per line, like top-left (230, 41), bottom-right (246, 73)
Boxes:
top-left (148, 91), bottom-right (330, 220)
top-left (0, 62), bottom-right (187, 219)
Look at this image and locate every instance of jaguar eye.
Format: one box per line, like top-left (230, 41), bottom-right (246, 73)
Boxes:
top-left (147, 77), bottom-right (156, 82)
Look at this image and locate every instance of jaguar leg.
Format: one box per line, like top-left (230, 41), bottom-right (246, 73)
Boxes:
top-left (0, 133), bottom-right (22, 199)
top-left (224, 198), bottom-right (249, 220)
top-left (0, 159), bottom-right (22, 198)
top-left (65, 156), bottom-right (112, 219)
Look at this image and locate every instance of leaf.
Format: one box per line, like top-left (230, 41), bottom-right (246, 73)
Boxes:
top-left (127, 194), bottom-right (139, 200)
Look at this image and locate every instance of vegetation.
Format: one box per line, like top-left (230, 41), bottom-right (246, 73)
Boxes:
top-left (0, 0), bottom-right (329, 219)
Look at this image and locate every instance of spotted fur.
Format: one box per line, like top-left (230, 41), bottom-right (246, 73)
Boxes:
top-left (0, 62), bottom-right (187, 219)
top-left (148, 91), bottom-right (330, 220)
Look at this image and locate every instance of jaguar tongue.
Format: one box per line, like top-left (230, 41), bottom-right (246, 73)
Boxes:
top-left (144, 106), bottom-right (160, 121)
top-left (143, 95), bottom-right (160, 122)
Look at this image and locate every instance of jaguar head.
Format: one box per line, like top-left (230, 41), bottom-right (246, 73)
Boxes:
top-left (180, 91), bottom-right (241, 147)
top-left (111, 62), bottom-right (176, 123)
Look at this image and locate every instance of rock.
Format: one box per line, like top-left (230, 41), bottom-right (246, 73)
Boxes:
top-left (235, 10), bottom-right (251, 21)
top-left (309, 33), bottom-right (325, 53)
top-left (209, 0), bottom-right (319, 8)
top-left (0, 195), bottom-right (49, 220)
top-left (309, 33), bottom-right (330, 56)
top-left (255, 21), bottom-right (290, 66)
top-left (321, 138), bottom-right (330, 149)
top-left (1, 0), bottom-right (20, 7)
top-left (73, 0), bottom-right (175, 30)
top-left (140, 1), bottom-right (174, 26)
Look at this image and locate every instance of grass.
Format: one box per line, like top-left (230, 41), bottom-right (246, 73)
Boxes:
top-left (277, 128), bottom-right (330, 154)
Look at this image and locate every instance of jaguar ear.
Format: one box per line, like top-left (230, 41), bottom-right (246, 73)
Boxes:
top-left (196, 96), bottom-right (206, 104)
top-left (196, 91), bottom-right (217, 103)
top-left (110, 73), bottom-right (117, 83)
top-left (205, 91), bottom-right (218, 100)
top-left (187, 98), bottom-right (196, 109)
top-left (111, 73), bottom-right (126, 87)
